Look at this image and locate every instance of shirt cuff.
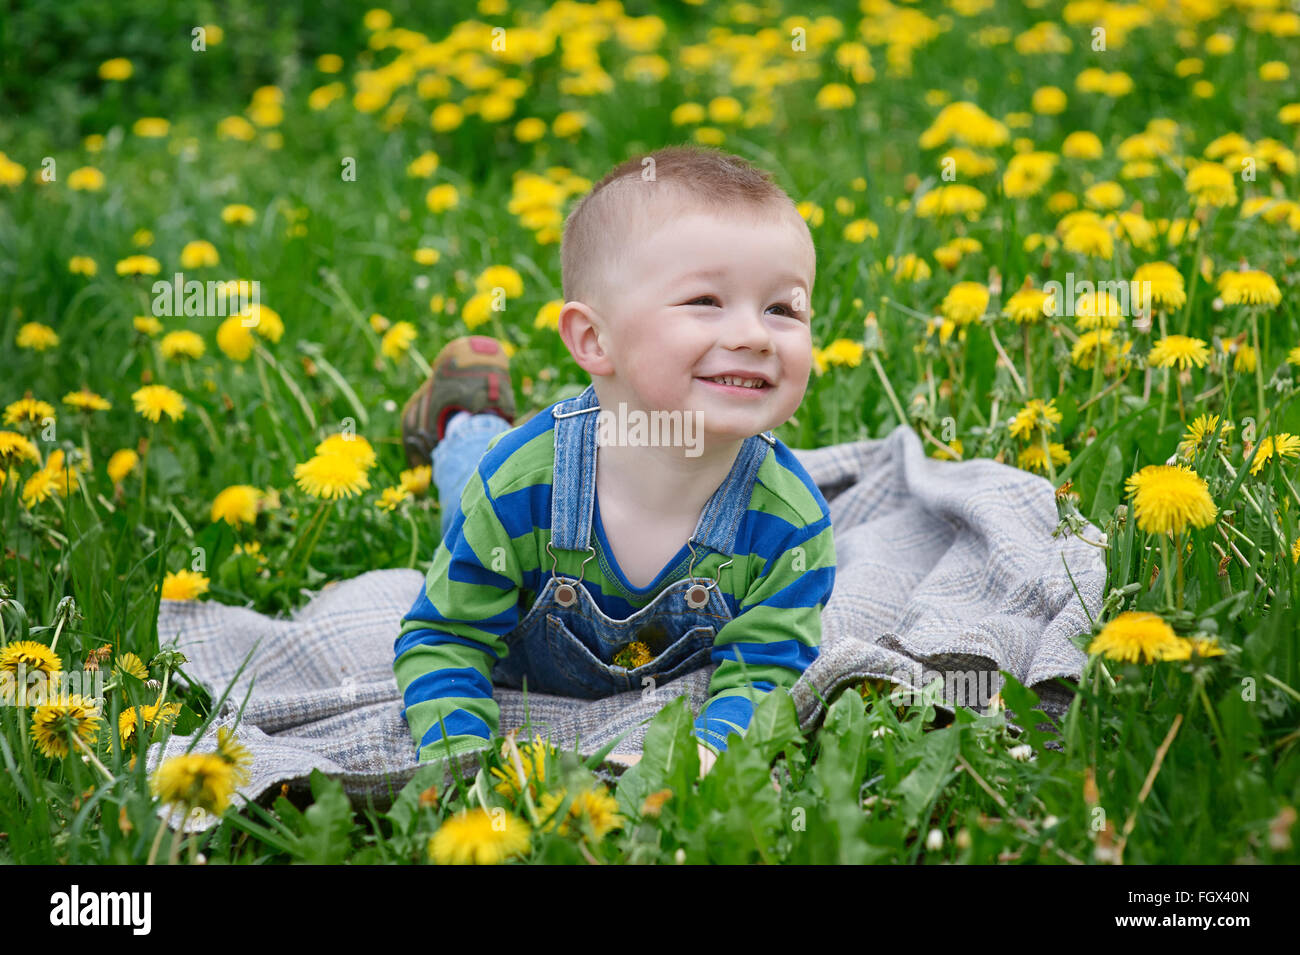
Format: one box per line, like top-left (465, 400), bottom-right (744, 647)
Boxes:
top-left (417, 733), bottom-right (493, 765)
top-left (691, 692), bottom-right (761, 755)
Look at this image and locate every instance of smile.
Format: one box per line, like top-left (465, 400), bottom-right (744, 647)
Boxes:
top-left (698, 375), bottom-right (770, 390)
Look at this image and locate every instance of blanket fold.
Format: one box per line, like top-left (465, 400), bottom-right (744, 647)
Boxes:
top-left (147, 424), bottom-right (1103, 830)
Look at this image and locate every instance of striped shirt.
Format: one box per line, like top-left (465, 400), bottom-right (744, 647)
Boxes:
top-left (395, 404), bottom-right (836, 765)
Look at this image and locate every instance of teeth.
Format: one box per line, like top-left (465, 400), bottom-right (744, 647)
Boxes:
top-left (706, 375), bottom-right (765, 388)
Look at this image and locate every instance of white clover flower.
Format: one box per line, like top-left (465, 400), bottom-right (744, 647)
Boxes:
top-left (926, 828), bottom-right (944, 851)
top-left (1008, 743), bottom-right (1034, 761)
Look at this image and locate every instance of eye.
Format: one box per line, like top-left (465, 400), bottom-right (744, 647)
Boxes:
top-left (685, 295), bottom-right (719, 307)
top-left (767, 302), bottom-right (796, 317)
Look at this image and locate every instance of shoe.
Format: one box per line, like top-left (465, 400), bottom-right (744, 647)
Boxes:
top-left (401, 335), bottom-right (517, 469)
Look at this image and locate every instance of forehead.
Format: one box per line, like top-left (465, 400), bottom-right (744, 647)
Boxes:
top-left (632, 206), bottom-right (815, 283)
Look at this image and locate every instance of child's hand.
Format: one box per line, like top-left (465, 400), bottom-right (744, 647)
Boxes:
top-left (697, 742), bottom-right (717, 777)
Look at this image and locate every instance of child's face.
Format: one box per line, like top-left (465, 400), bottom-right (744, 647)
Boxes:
top-left (589, 208), bottom-right (814, 448)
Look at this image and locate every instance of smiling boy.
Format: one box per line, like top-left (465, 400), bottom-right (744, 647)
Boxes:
top-left (395, 145), bottom-right (836, 776)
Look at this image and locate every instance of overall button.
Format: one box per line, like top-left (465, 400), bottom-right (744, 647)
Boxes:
top-left (555, 582), bottom-right (577, 606)
top-left (685, 583), bottom-right (710, 609)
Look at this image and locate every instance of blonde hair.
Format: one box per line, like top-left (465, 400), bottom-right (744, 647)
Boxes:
top-left (560, 144), bottom-right (813, 311)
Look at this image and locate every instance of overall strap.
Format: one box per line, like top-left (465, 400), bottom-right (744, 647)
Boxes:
top-left (689, 431), bottom-right (774, 556)
top-left (549, 384), bottom-right (601, 552)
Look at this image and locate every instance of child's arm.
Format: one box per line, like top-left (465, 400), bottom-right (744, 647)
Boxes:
top-left (394, 461), bottom-right (523, 765)
top-left (691, 506), bottom-right (836, 758)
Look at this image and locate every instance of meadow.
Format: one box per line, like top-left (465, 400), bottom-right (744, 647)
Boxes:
top-left (1, 0), bottom-right (1299, 865)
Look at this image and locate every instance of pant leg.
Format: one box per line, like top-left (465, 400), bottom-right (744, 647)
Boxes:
top-left (433, 412), bottom-right (513, 543)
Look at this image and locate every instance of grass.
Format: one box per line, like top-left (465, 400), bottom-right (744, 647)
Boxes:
top-left (1, 0), bottom-right (1299, 864)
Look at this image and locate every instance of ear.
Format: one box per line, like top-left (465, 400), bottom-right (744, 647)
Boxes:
top-left (559, 301), bottom-right (615, 377)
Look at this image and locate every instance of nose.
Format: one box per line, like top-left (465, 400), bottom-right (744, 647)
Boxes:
top-left (719, 302), bottom-right (775, 352)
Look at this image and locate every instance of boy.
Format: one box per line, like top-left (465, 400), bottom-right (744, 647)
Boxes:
top-left (394, 144), bottom-right (836, 777)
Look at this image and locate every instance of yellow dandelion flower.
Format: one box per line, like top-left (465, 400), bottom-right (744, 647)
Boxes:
top-left (1130, 262), bottom-right (1186, 311)
top-left (1071, 330), bottom-right (1118, 370)
top-left (1185, 162), bottom-right (1237, 208)
top-left (462, 292), bottom-right (494, 329)
top-left (376, 486), bottom-right (411, 512)
top-left (915, 184), bottom-right (987, 218)
top-left (151, 751), bottom-right (239, 815)
top-left (1087, 612), bottom-right (1183, 664)
top-left (132, 118), bottom-right (171, 139)
top-left (63, 389), bottom-right (111, 412)
top-left (161, 569), bottom-right (210, 600)
top-left (4, 396), bottom-right (56, 427)
top-left (221, 204), bottom-right (256, 225)
top-left (534, 300), bottom-right (563, 330)
top-left (413, 247), bottom-right (440, 266)
top-left (1073, 290), bottom-right (1124, 331)
top-left (134, 315), bottom-right (162, 336)
top-left (118, 702), bottom-right (182, 747)
top-left (399, 465), bottom-right (432, 496)
top-left (179, 240), bottom-right (220, 269)
top-left (17, 322), bottom-right (59, 351)
top-left (429, 807), bottom-right (531, 865)
top-left (1008, 398), bottom-right (1063, 440)
top-left (1061, 218), bottom-right (1114, 259)
top-left (0, 640), bottom-right (62, 677)
top-left (235, 303), bottom-right (282, 343)
top-left (115, 652), bottom-right (149, 681)
top-left (31, 695), bottom-right (101, 759)
top-left (98, 58), bottom-right (133, 81)
top-left (1249, 433), bottom-right (1300, 476)
top-left (426, 184), bottom-right (459, 213)
top-left (1124, 464), bottom-right (1217, 536)
top-left (294, 452), bottom-right (369, 500)
top-left (211, 485), bottom-right (262, 526)
top-left (1217, 270), bottom-right (1281, 308)
top-left (114, 255), bottom-right (161, 276)
top-left (67, 167), bottom-right (105, 191)
top-left (1233, 344), bottom-right (1256, 374)
top-left (106, 448), bottom-right (139, 484)
top-left (1003, 285), bottom-right (1052, 323)
top-left (216, 315), bottom-right (255, 361)
top-left (381, 321), bottom-right (417, 359)
top-left (68, 256), bottom-right (98, 276)
top-left (1084, 181), bottom-right (1124, 210)
top-left (1017, 442), bottom-right (1070, 473)
top-left (491, 735), bottom-right (555, 799)
top-left (406, 151), bottom-right (440, 178)
top-left (160, 330), bottom-right (206, 361)
top-left (314, 433), bottom-right (376, 470)
top-left (131, 384), bottom-right (185, 423)
top-left (537, 785), bottom-right (624, 839)
top-left (0, 430), bottom-right (40, 468)
top-left (475, 265), bottom-right (524, 298)
top-left (1148, 335), bottom-right (1210, 370)
top-left (940, 282), bottom-right (989, 325)
top-left (820, 338), bottom-right (864, 368)
top-left (1061, 131), bottom-right (1103, 160)
top-left (1178, 414), bottom-right (1234, 458)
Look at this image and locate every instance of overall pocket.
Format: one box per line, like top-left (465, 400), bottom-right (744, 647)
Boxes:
top-left (629, 625), bottom-right (716, 691)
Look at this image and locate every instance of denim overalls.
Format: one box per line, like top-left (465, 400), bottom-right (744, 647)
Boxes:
top-left (490, 384), bottom-right (777, 699)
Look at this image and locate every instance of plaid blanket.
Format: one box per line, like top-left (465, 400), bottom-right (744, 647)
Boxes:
top-left (146, 424), bottom-right (1104, 830)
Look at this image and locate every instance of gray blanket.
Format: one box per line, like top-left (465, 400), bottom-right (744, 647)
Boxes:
top-left (146, 424), bottom-right (1104, 831)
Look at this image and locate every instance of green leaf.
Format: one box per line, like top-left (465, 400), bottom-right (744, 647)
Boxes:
top-left (745, 688), bottom-right (802, 763)
top-left (614, 696), bottom-right (697, 820)
top-left (293, 769), bottom-right (355, 864)
top-left (895, 726), bottom-right (960, 829)
top-left (386, 764), bottom-right (446, 837)
top-left (1089, 441), bottom-right (1124, 525)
